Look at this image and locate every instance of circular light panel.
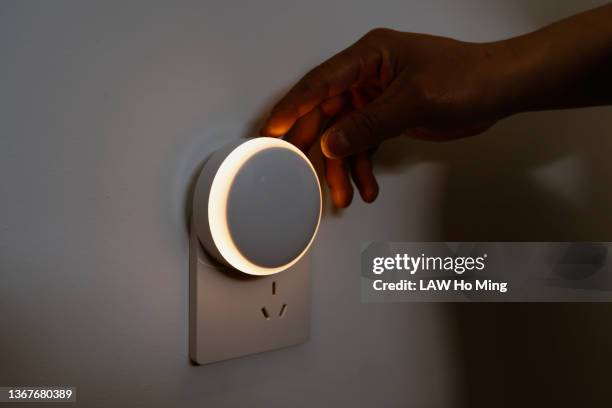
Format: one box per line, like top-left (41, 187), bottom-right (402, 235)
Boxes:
top-left (205, 137), bottom-right (321, 275)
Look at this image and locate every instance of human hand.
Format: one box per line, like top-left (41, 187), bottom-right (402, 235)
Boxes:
top-left (261, 29), bottom-right (511, 207)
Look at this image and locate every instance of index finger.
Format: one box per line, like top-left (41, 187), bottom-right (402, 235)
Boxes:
top-left (261, 42), bottom-right (382, 137)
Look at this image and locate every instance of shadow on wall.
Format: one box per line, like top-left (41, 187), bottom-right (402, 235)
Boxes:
top-left (376, 107), bottom-right (612, 241)
top-left (373, 90), bottom-right (612, 406)
top-left (374, 108), bottom-right (612, 406)
top-left (438, 107), bottom-right (612, 406)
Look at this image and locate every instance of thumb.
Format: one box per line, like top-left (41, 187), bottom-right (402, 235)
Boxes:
top-left (321, 83), bottom-right (414, 158)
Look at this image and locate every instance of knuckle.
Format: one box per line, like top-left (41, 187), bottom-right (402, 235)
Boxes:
top-left (409, 76), bottom-right (452, 117)
top-left (410, 76), bottom-right (436, 106)
top-left (301, 69), bottom-right (329, 95)
top-left (363, 27), bottom-right (393, 42)
top-left (300, 76), bottom-right (320, 95)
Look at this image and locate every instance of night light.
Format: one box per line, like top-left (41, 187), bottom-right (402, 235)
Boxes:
top-left (192, 137), bottom-right (322, 276)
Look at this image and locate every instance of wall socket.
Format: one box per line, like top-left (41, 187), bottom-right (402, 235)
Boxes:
top-left (189, 218), bottom-right (311, 365)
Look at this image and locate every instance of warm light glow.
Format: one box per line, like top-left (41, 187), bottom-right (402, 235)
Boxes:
top-left (208, 137), bottom-right (322, 275)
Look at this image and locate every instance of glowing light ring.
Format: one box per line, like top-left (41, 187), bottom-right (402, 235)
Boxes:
top-left (208, 138), bottom-right (322, 275)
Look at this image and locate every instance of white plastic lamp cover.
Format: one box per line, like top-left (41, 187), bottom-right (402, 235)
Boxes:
top-left (193, 137), bottom-right (322, 275)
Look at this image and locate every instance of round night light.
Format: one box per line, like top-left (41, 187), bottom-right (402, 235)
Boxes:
top-left (192, 137), bottom-right (322, 276)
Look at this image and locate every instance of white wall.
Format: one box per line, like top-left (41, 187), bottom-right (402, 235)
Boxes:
top-left (2, 1), bottom-right (612, 407)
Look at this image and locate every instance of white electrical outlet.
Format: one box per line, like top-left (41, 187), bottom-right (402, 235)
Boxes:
top-left (188, 137), bottom-right (319, 365)
top-left (189, 218), bottom-right (311, 365)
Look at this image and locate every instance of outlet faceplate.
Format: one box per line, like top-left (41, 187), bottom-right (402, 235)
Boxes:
top-left (189, 218), bottom-right (311, 365)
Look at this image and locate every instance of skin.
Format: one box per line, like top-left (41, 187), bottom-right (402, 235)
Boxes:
top-left (261, 4), bottom-right (612, 207)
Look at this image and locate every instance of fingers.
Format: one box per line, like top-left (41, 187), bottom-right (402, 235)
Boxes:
top-left (325, 157), bottom-right (353, 208)
top-left (321, 94), bottom-right (346, 116)
top-left (261, 43), bottom-right (382, 137)
top-left (284, 95), bottom-right (346, 153)
top-left (324, 150), bottom-right (379, 207)
top-left (321, 77), bottom-right (415, 159)
top-left (350, 150), bottom-right (379, 203)
top-left (283, 105), bottom-right (324, 153)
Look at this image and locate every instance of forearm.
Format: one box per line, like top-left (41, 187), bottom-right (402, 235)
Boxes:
top-left (489, 3), bottom-right (612, 116)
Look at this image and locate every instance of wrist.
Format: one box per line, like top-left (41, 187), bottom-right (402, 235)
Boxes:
top-left (480, 4), bottom-right (612, 116)
top-left (476, 38), bottom-right (541, 119)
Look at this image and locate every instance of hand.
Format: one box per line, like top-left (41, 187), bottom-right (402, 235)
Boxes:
top-left (261, 29), bottom-right (512, 207)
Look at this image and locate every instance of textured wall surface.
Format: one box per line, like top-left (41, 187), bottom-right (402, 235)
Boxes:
top-left (1, 1), bottom-right (611, 407)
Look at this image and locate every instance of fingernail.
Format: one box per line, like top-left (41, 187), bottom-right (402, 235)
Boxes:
top-left (322, 128), bottom-right (349, 158)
